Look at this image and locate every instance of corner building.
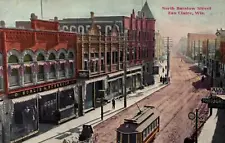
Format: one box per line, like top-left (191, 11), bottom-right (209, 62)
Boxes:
top-left (0, 14), bottom-right (81, 142)
top-left (75, 3), bottom-right (155, 112)
top-left (59, 1), bottom-right (156, 88)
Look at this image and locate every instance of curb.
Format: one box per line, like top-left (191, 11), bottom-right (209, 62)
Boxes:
top-left (94, 83), bottom-right (170, 127)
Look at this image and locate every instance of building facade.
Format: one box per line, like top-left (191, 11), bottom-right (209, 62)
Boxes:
top-left (0, 14), bottom-right (80, 142)
top-left (65, 1), bottom-right (155, 110)
top-left (76, 11), bottom-right (146, 111)
top-left (187, 33), bottom-right (216, 58)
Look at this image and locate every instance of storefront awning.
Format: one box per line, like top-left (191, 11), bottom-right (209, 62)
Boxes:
top-left (12, 94), bottom-right (37, 103)
top-left (108, 71), bottom-right (124, 78)
top-left (127, 71), bottom-right (142, 77)
top-left (216, 95), bottom-right (225, 100)
top-left (127, 65), bottom-right (142, 72)
top-left (85, 76), bottom-right (107, 84)
top-left (37, 84), bottom-right (77, 96)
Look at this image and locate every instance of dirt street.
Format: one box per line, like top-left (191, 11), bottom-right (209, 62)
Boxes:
top-left (94, 54), bottom-right (210, 143)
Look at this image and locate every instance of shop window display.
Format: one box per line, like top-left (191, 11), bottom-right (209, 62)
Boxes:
top-left (11, 99), bottom-right (38, 141)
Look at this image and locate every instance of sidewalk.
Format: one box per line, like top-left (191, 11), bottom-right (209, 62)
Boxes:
top-left (23, 81), bottom-right (168, 143)
top-left (198, 109), bottom-right (225, 143)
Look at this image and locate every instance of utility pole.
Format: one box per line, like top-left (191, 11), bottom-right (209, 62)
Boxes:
top-left (206, 39), bottom-right (209, 67)
top-left (98, 90), bottom-right (105, 120)
top-left (211, 39), bottom-right (217, 87)
top-left (166, 37), bottom-right (172, 78)
top-left (40, 0), bottom-right (43, 19)
top-left (195, 109), bottom-right (199, 143)
top-left (194, 41), bottom-right (196, 60)
top-left (123, 34), bottom-right (127, 108)
top-left (198, 40), bottom-right (201, 67)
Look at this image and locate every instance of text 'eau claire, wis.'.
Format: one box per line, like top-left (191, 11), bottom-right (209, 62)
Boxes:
top-left (162, 6), bottom-right (211, 15)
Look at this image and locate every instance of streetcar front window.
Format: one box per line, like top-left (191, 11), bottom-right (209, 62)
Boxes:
top-left (117, 132), bottom-right (121, 142)
top-left (122, 134), bottom-right (128, 143)
top-left (129, 133), bottom-right (137, 143)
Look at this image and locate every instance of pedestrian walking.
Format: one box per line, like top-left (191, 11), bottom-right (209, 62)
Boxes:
top-left (112, 98), bottom-right (115, 109)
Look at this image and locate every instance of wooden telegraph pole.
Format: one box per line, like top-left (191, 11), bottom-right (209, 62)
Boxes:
top-left (123, 34), bottom-right (127, 108)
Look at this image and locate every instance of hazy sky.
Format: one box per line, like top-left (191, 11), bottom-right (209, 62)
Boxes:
top-left (0, 0), bottom-right (225, 44)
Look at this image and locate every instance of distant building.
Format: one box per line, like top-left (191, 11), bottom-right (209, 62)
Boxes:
top-left (177, 37), bottom-right (187, 54)
top-left (155, 31), bottom-right (165, 60)
top-left (187, 33), bottom-right (216, 58)
top-left (215, 29), bottom-right (225, 61)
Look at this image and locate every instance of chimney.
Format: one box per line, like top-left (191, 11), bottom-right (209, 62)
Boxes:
top-left (0, 20), bottom-right (5, 28)
top-left (90, 12), bottom-right (94, 19)
top-left (90, 11), bottom-right (95, 23)
top-left (30, 13), bottom-right (37, 20)
top-left (54, 16), bottom-right (58, 21)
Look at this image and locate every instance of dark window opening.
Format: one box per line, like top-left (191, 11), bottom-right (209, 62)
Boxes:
top-left (84, 61), bottom-right (88, 70)
top-left (107, 52), bottom-right (111, 65)
top-left (115, 52), bottom-right (118, 63)
top-left (101, 59), bottom-right (104, 71)
top-left (120, 51), bottom-right (123, 62)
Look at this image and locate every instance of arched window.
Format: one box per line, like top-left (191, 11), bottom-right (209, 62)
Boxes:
top-left (49, 64), bottom-right (56, 79)
top-left (59, 52), bottom-right (66, 78)
top-left (8, 55), bottom-right (19, 64)
top-left (37, 53), bottom-right (45, 81)
top-left (78, 26), bottom-right (84, 34)
top-left (48, 53), bottom-right (56, 60)
top-left (23, 54), bottom-right (33, 84)
top-left (8, 54), bottom-right (20, 87)
top-left (24, 54), bottom-right (33, 62)
top-left (37, 53), bottom-right (45, 61)
top-left (68, 52), bottom-right (74, 59)
top-left (48, 52), bottom-right (56, 80)
top-left (59, 53), bottom-right (65, 59)
top-left (70, 25), bottom-right (77, 32)
top-left (10, 69), bottom-right (19, 86)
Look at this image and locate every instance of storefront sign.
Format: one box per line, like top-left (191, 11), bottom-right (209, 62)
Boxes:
top-left (202, 96), bottom-right (225, 109)
top-left (78, 70), bottom-right (90, 79)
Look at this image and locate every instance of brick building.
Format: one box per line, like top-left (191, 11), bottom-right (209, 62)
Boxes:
top-left (187, 33), bottom-right (216, 58)
top-left (15, 1), bottom-right (156, 86)
top-left (155, 31), bottom-right (165, 60)
top-left (0, 14), bottom-right (80, 142)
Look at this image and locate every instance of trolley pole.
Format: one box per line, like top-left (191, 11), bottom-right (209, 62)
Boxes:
top-left (195, 109), bottom-right (198, 143)
top-left (99, 90), bottom-right (105, 120)
top-left (123, 35), bottom-right (127, 108)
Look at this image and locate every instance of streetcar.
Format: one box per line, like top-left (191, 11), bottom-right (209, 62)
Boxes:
top-left (116, 105), bottom-right (160, 143)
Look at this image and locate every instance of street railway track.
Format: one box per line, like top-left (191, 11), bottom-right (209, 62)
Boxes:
top-left (94, 54), bottom-right (210, 143)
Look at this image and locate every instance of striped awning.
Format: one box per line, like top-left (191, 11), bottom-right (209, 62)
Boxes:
top-left (38, 61), bottom-right (45, 65)
top-left (59, 60), bottom-right (66, 64)
top-left (9, 64), bottom-right (20, 69)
